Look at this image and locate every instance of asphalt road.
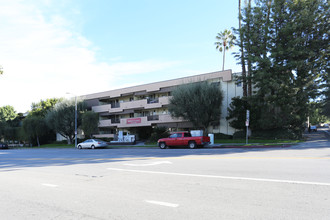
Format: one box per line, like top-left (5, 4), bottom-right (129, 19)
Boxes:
top-left (1, 133), bottom-right (329, 219)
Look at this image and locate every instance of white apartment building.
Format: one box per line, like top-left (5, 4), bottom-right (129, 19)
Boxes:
top-left (83, 70), bottom-right (242, 139)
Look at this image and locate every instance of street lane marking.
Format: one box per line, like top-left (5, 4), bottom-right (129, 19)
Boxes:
top-left (42, 183), bottom-right (58, 187)
top-left (124, 161), bottom-right (172, 166)
top-left (107, 168), bottom-right (330, 186)
top-left (145, 200), bottom-right (179, 208)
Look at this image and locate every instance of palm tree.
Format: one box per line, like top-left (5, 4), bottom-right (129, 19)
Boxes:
top-left (215, 29), bottom-right (236, 71)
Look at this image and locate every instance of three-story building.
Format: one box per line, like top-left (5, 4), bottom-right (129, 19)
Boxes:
top-left (83, 70), bottom-right (242, 139)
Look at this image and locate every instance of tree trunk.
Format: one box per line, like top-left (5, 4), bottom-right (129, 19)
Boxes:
top-left (222, 48), bottom-right (226, 71)
top-left (247, 0), bottom-right (252, 97)
top-left (239, 0), bottom-right (247, 97)
top-left (37, 135), bottom-right (40, 147)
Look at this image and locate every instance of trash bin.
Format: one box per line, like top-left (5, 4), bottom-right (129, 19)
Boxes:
top-left (208, 134), bottom-right (214, 145)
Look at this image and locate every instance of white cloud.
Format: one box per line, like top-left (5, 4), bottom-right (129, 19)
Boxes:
top-left (0, 1), bottom-right (179, 112)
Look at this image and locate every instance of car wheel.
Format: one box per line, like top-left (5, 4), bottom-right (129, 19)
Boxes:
top-left (77, 145), bottom-right (82, 149)
top-left (159, 142), bottom-right (167, 149)
top-left (91, 145), bottom-right (95, 149)
top-left (188, 141), bottom-right (197, 149)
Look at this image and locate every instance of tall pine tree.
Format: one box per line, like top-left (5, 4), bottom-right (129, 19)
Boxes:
top-left (231, 0), bottom-right (329, 138)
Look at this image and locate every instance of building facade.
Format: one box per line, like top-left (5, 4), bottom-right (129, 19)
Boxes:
top-left (83, 70), bottom-right (242, 139)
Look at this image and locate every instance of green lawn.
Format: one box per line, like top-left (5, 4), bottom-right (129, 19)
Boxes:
top-left (214, 139), bottom-right (302, 144)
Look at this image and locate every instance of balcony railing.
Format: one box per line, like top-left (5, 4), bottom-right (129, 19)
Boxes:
top-left (147, 115), bottom-right (159, 121)
top-left (111, 118), bottom-right (120, 124)
top-left (111, 103), bottom-right (120, 108)
top-left (147, 98), bottom-right (159, 104)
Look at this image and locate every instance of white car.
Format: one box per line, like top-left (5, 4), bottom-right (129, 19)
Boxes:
top-left (77, 139), bottom-right (108, 149)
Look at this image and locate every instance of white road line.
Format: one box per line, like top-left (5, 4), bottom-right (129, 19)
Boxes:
top-left (145, 200), bottom-right (179, 208)
top-left (124, 161), bottom-right (172, 166)
top-left (42, 183), bottom-right (58, 187)
top-left (107, 168), bottom-right (330, 186)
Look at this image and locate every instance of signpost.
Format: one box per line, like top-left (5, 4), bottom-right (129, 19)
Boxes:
top-left (246, 110), bottom-right (250, 145)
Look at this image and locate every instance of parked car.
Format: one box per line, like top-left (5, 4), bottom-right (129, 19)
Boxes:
top-left (157, 132), bottom-right (210, 149)
top-left (77, 139), bottom-right (108, 149)
top-left (0, 142), bottom-right (9, 149)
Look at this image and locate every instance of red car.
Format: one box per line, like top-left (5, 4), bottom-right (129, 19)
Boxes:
top-left (157, 132), bottom-right (210, 149)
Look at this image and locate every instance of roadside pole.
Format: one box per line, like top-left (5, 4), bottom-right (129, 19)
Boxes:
top-left (246, 110), bottom-right (250, 145)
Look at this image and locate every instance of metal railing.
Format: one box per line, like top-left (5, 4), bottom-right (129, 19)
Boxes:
top-left (111, 118), bottom-right (120, 124)
top-left (147, 115), bottom-right (159, 121)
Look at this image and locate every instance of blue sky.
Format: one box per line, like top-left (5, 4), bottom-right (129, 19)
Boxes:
top-left (0, 0), bottom-right (241, 112)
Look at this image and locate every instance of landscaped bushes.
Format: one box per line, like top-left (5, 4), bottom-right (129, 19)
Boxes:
top-left (233, 131), bottom-right (246, 139)
top-left (148, 127), bottom-right (170, 142)
top-left (251, 129), bottom-right (297, 140)
top-left (233, 129), bottom-right (298, 140)
top-left (214, 133), bottom-right (233, 139)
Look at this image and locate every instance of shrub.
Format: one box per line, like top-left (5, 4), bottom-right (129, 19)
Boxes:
top-left (149, 127), bottom-right (170, 142)
top-left (233, 131), bottom-right (246, 139)
top-left (214, 133), bottom-right (233, 139)
top-left (251, 129), bottom-right (298, 140)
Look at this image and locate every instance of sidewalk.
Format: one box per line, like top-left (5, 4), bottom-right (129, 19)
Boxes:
top-left (206, 143), bottom-right (293, 149)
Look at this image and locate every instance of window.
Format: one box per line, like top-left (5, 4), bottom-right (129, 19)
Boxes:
top-left (211, 82), bottom-right (220, 87)
top-left (184, 133), bottom-right (192, 137)
top-left (169, 133), bottom-right (177, 138)
top-left (177, 133), bottom-right (182, 138)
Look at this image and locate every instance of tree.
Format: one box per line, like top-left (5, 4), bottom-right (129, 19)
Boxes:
top-left (81, 111), bottom-right (99, 138)
top-left (309, 102), bottom-right (329, 125)
top-left (30, 98), bottom-right (62, 117)
top-left (0, 106), bottom-right (18, 141)
top-left (232, 0), bottom-right (329, 138)
top-left (215, 29), bottom-right (236, 71)
top-left (168, 81), bottom-right (224, 134)
top-left (0, 105), bottom-right (17, 122)
top-left (227, 97), bottom-right (260, 131)
top-left (323, 87), bottom-right (330, 118)
top-left (238, 0), bottom-right (247, 97)
top-left (22, 116), bottom-right (47, 146)
top-left (46, 99), bottom-right (86, 144)
top-left (0, 65), bottom-right (3, 75)
top-left (24, 98), bottom-right (61, 145)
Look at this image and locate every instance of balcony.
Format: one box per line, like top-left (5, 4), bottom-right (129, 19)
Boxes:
top-left (144, 96), bottom-right (170, 109)
top-left (92, 104), bottom-right (111, 113)
top-left (111, 118), bottom-right (120, 124)
top-left (98, 114), bottom-right (185, 129)
top-left (93, 96), bottom-right (171, 113)
top-left (147, 98), bottom-right (159, 104)
top-left (111, 103), bottom-right (120, 108)
top-left (93, 134), bottom-right (115, 138)
top-left (147, 115), bottom-right (159, 121)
